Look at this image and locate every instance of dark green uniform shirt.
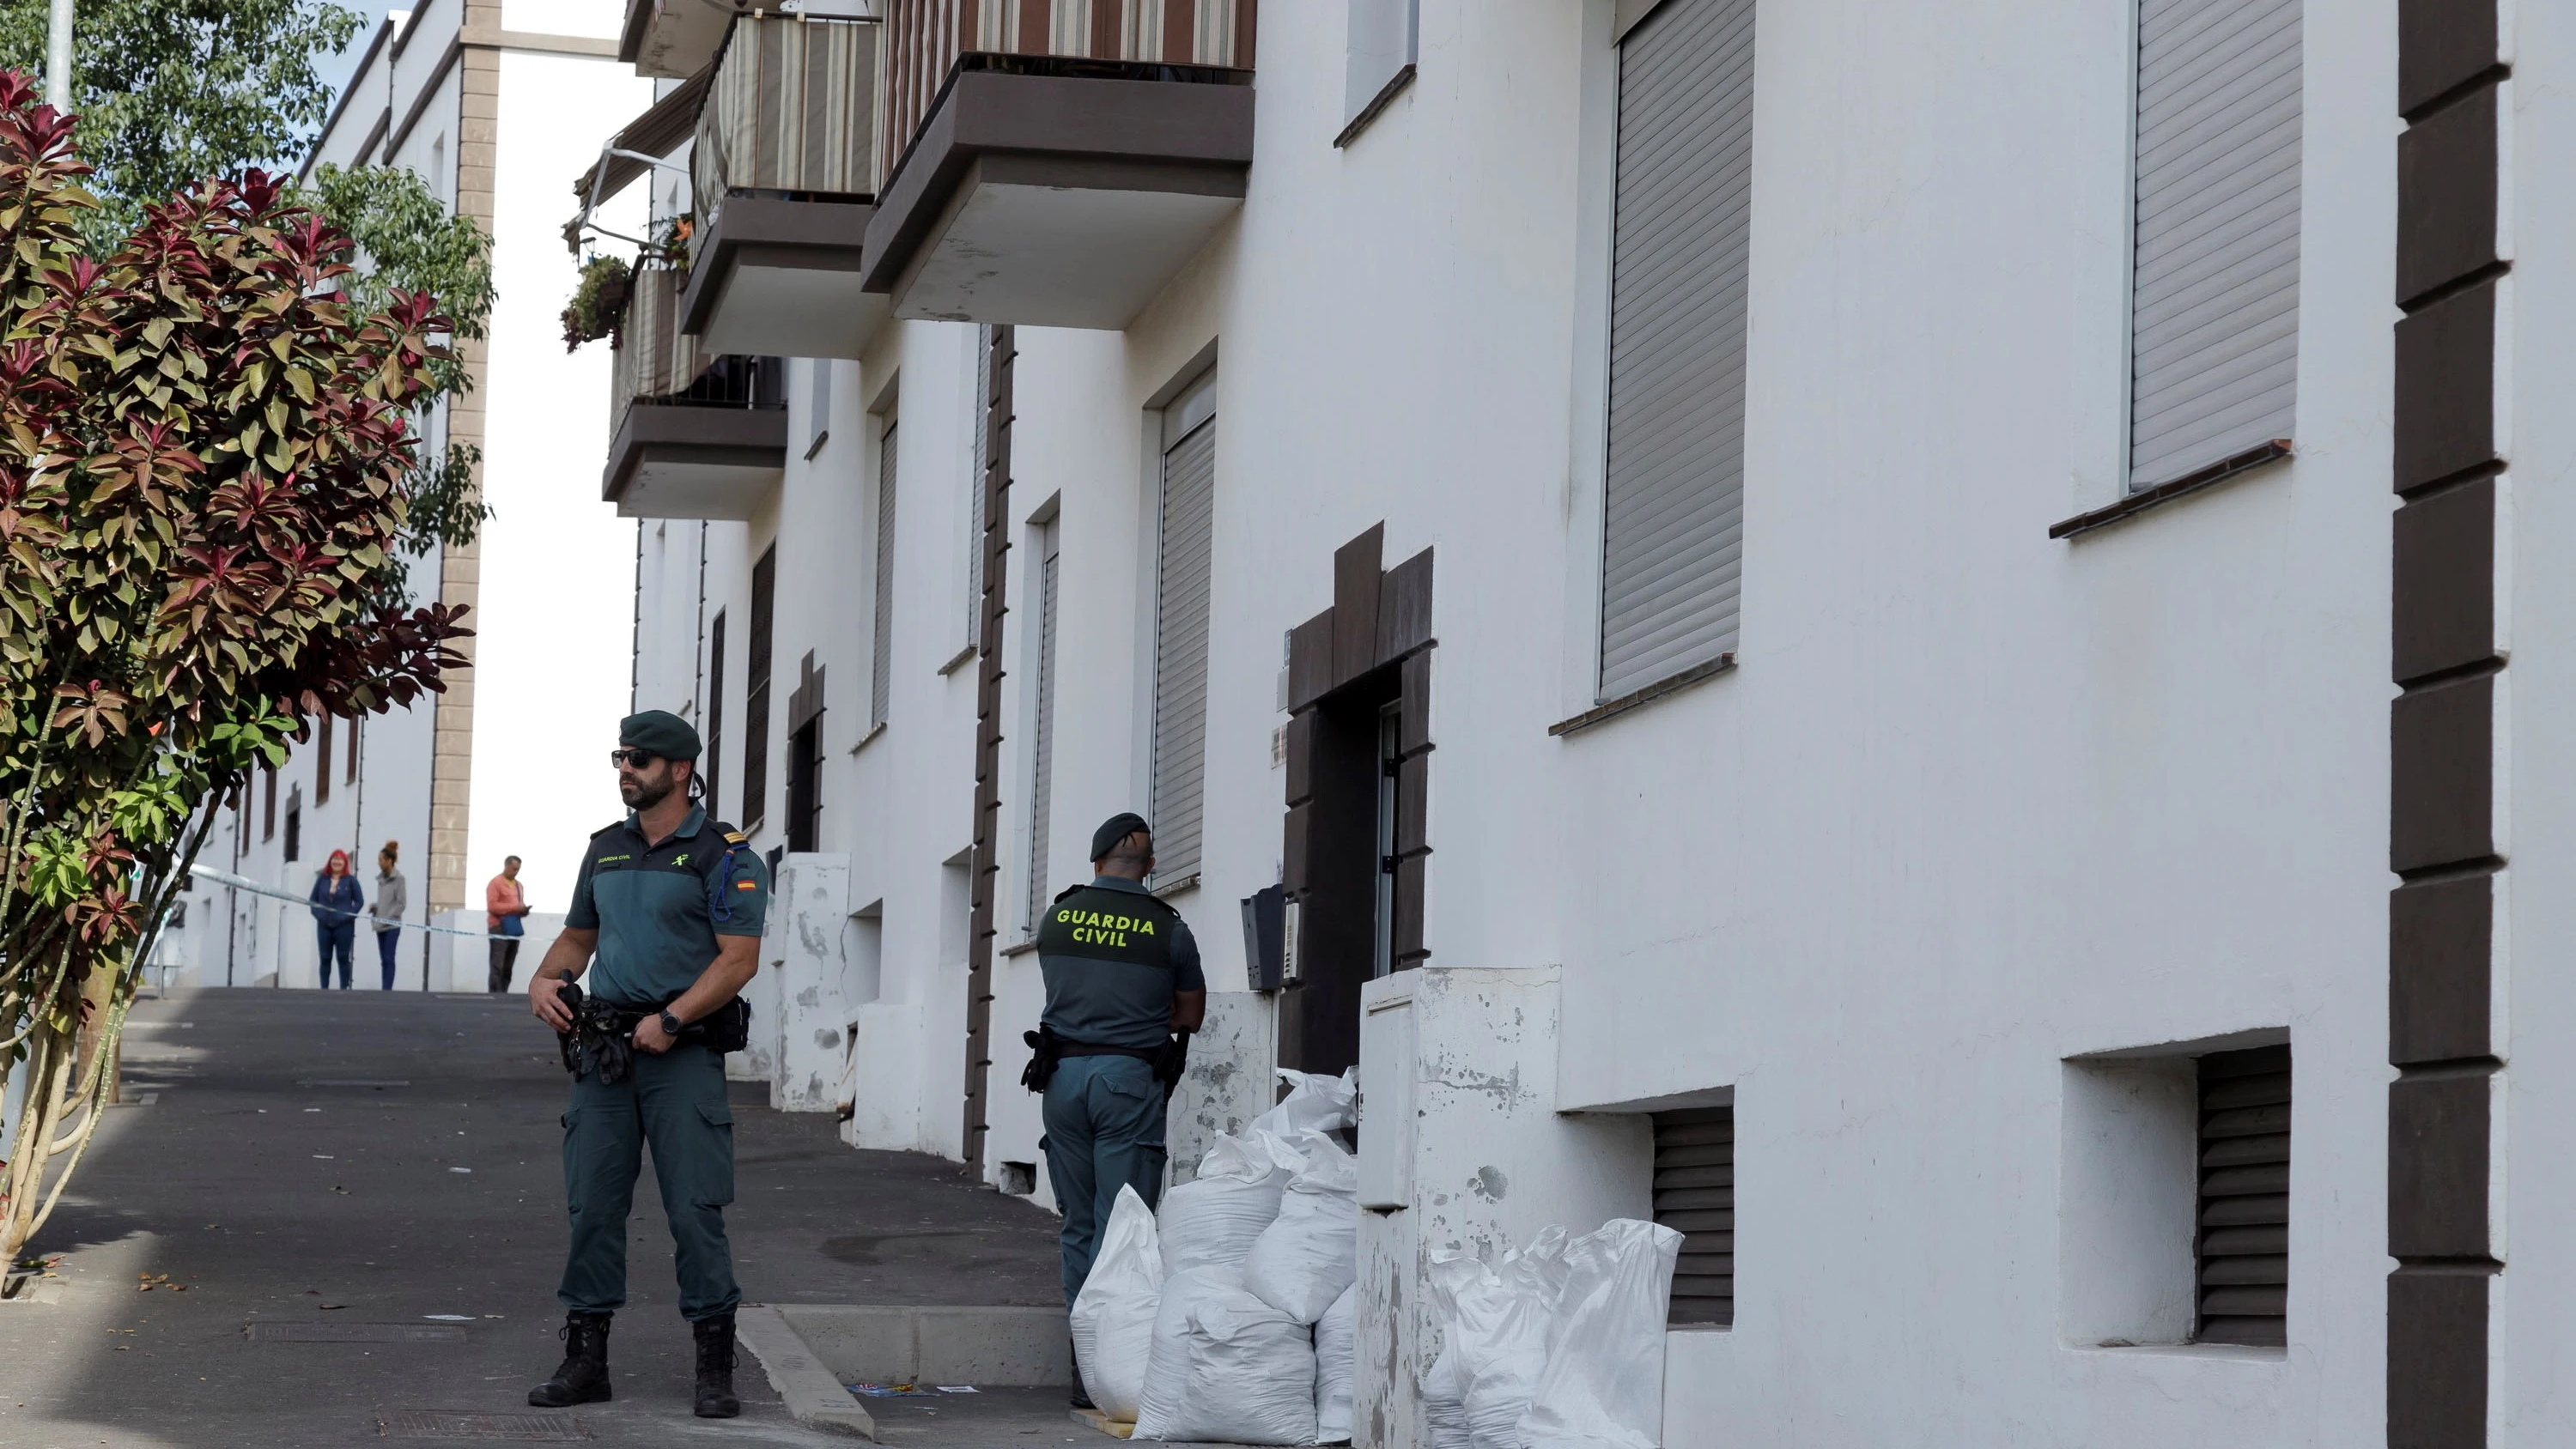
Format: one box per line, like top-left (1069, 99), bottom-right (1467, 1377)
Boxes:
top-left (564, 803), bottom-right (769, 1006)
top-left (1037, 876), bottom-right (1204, 1050)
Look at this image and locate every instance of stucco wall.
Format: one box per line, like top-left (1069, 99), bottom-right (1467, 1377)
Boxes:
top-left (603, 1), bottom-right (2532, 1444)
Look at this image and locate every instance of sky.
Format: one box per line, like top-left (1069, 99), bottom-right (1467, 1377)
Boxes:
top-left (314, 2), bottom-right (410, 122)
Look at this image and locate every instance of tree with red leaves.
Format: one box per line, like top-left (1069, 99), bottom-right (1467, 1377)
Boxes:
top-left (0, 71), bottom-right (471, 1259)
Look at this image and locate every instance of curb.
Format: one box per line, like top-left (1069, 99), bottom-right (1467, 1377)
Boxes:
top-left (736, 1304), bottom-right (877, 1439)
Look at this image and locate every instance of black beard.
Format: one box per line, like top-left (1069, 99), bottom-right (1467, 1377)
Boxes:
top-left (619, 775), bottom-right (672, 810)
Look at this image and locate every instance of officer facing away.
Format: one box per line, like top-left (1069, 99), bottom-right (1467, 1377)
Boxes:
top-left (525, 710), bottom-right (770, 1418)
top-left (1029, 812), bottom-right (1206, 1406)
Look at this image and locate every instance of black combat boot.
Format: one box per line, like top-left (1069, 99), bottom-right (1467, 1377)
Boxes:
top-left (693, 1313), bottom-right (742, 1419)
top-left (1070, 1343), bottom-right (1095, 1410)
top-left (528, 1311), bottom-right (612, 1407)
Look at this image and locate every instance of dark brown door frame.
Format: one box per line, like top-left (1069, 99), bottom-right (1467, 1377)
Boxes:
top-left (961, 324), bottom-right (1017, 1173)
top-left (1279, 524), bottom-right (1433, 1075)
top-left (2388, 3), bottom-right (2508, 1442)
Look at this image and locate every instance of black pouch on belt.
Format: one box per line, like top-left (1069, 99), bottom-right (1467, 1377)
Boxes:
top-left (690, 997), bottom-right (753, 1054)
top-left (1020, 1025), bottom-right (1063, 1093)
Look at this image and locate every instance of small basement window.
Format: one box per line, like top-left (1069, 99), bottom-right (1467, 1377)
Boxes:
top-left (1652, 1106), bottom-right (1733, 1325)
top-left (2196, 1044), bottom-right (2290, 1346)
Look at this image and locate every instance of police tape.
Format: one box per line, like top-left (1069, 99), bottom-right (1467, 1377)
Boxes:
top-left (188, 866), bottom-right (515, 942)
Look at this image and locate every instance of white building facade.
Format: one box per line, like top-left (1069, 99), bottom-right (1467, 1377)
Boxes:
top-left (598, 0), bottom-right (2560, 1446)
top-left (186, 0), bottom-right (650, 991)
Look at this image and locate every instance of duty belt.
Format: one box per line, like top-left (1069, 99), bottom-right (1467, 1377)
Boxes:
top-left (553, 982), bottom-right (754, 1083)
top-left (1020, 1024), bottom-right (1192, 1098)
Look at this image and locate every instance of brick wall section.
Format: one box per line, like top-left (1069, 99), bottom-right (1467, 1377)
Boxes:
top-left (2387, 2), bottom-right (2509, 1443)
top-left (426, 4), bottom-right (504, 918)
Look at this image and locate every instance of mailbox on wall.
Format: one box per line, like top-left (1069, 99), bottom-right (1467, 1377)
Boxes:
top-left (1241, 884), bottom-right (1287, 991)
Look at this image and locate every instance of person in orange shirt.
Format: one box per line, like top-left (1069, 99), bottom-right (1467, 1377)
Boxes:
top-left (487, 856), bottom-right (531, 992)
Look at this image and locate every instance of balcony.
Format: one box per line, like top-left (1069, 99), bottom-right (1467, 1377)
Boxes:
top-left (605, 265), bottom-right (788, 521)
top-left (617, 0), bottom-right (732, 80)
top-left (860, 0), bottom-right (1257, 329)
top-left (621, 0), bottom-right (877, 79)
top-left (681, 14), bottom-right (887, 360)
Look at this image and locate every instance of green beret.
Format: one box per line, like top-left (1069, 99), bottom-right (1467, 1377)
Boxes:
top-left (1090, 812), bottom-right (1150, 863)
top-left (620, 709), bottom-right (702, 761)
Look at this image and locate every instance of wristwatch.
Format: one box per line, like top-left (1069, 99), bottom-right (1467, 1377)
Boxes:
top-left (659, 1009), bottom-right (683, 1038)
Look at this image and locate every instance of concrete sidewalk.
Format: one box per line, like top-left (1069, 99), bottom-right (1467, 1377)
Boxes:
top-left (0, 989), bottom-right (1106, 1448)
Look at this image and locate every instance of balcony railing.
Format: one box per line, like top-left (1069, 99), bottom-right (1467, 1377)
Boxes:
top-left (680, 13), bottom-right (888, 358)
top-left (609, 264), bottom-right (702, 435)
top-left (694, 14), bottom-right (879, 231)
top-left (605, 264), bottom-right (787, 519)
top-left (875, 0), bottom-right (1256, 190)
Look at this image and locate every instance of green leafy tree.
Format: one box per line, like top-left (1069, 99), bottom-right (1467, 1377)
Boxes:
top-left (0, 73), bottom-right (471, 1260)
top-left (303, 161), bottom-right (497, 611)
top-left (0, 0), bottom-right (361, 249)
top-left (0, 2), bottom-right (498, 612)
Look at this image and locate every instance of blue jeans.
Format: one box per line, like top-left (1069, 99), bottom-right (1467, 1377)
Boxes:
top-left (1041, 1054), bottom-right (1169, 1305)
top-left (375, 928), bottom-right (401, 990)
top-left (316, 924), bottom-right (355, 989)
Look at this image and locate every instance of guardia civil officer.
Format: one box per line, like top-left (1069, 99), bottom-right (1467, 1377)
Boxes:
top-left (525, 710), bottom-right (769, 1419)
top-left (1028, 812), bottom-right (1206, 1407)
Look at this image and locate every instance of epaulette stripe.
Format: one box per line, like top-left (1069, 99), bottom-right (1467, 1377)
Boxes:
top-left (722, 832), bottom-right (747, 844)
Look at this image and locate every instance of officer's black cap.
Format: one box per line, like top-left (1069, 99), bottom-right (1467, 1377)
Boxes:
top-left (1090, 812), bottom-right (1151, 864)
top-left (620, 709), bottom-right (702, 762)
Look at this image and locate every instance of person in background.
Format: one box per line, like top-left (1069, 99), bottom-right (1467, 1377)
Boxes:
top-left (308, 850), bottom-right (364, 991)
top-left (370, 840), bottom-right (409, 991)
top-left (488, 856), bottom-right (531, 992)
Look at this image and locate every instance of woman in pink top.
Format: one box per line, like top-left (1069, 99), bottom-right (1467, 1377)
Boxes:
top-left (487, 856), bottom-right (531, 993)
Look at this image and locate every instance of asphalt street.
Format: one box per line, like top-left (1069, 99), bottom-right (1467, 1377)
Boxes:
top-left (0, 988), bottom-right (1087, 1448)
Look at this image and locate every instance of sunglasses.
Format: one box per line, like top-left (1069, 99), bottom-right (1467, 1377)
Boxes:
top-left (608, 749), bottom-right (660, 768)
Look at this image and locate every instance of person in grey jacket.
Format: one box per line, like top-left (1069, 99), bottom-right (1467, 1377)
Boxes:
top-left (371, 841), bottom-right (409, 991)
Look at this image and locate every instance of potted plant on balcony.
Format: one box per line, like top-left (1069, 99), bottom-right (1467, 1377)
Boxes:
top-left (561, 252), bottom-right (633, 351)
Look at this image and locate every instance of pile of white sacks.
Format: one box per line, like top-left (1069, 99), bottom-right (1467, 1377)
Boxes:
top-left (1070, 1070), bottom-right (1684, 1449)
top-left (1072, 1068), bottom-right (1363, 1445)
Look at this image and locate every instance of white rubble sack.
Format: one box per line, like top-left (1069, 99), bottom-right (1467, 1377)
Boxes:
top-left (1518, 1218), bottom-right (1685, 1449)
top-left (1421, 1247), bottom-right (1477, 1449)
top-left (1069, 1184), bottom-right (1163, 1422)
top-left (1133, 1263), bottom-right (1320, 1446)
top-left (1160, 1129), bottom-right (1299, 1276)
top-left (1314, 1282), bottom-right (1357, 1443)
top-left (1250, 1067), bottom-right (1358, 1140)
top-left (1244, 1131), bottom-right (1362, 1323)
top-left (1423, 1342), bottom-right (1473, 1449)
top-left (1448, 1228), bottom-right (1572, 1449)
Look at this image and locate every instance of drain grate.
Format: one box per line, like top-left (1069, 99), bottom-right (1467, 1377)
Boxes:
top-left (379, 1410), bottom-right (591, 1440)
top-left (247, 1321), bottom-right (466, 1343)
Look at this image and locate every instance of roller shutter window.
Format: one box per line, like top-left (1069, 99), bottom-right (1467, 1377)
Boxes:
top-left (1653, 1105), bottom-right (1733, 1326)
top-left (2196, 1043), bottom-right (2290, 1346)
top-left (1600, 0), bottom-right (1755, 700)
top-left (1024, 537), bottom-right (1060, 936)
top-left (807, 359), bottom-right (831, 458)
top-left (2129, 0), bottom-right (2301, 489)
top-left (872, 421), bottom-right (897, 731)
top-left (1150, 408), bottom-right (1217, 884)
top-left (744, 546), bottom-right (775, 832)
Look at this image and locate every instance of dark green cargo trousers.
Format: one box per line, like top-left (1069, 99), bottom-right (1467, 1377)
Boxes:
top-left (556, 1040), bottom-right (741, 1322)
top-left (1042, 1054), bottom-right (1169, 1305)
